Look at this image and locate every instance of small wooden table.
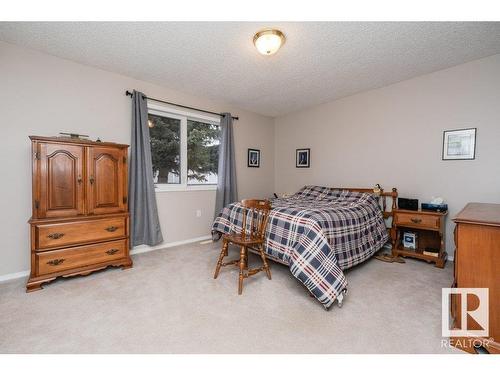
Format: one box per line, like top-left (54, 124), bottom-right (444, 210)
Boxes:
top-left (392, 209), bottom-right (447, 268)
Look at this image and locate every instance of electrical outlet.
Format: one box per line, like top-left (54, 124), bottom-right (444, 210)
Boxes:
top-left (196, 209), bottom-right (202, 217)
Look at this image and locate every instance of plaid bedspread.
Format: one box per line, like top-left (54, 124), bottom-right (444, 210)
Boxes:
top-left (211, 186), bottom-right (389, 309)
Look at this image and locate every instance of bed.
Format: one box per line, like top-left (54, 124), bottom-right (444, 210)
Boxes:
top-left (211, 185), bottom-right (398, 310)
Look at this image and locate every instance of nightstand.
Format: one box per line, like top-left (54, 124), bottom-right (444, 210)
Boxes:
top-left (392, 209), bottom-right (448, 268)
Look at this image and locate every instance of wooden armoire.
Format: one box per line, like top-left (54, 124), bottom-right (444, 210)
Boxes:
top-left (27, 136), bottom-right (132, 292)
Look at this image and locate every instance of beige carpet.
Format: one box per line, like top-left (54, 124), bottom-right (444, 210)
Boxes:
top-left (0, 241), bottom-right (459, 353)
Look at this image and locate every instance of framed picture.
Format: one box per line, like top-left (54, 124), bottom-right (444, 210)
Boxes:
top-left (442, 128), bottom-right (476, 160)
top-left (296, 148), bottom-right (310, 168)
top-left (247, 148), bottom-right (260, 168)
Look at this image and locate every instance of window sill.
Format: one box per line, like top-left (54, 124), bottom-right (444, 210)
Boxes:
top-left (154, 185), bottom-right (217, 193)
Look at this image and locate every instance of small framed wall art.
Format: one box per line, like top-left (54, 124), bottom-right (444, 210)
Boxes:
top-left (296, 148), bottom-right (310, 168)
top-left (442, 128), bottom-right (476, 160)
top-left (247, 148), bottom-right (260, 168)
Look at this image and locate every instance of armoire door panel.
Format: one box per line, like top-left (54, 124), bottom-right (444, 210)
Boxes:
top-left (87, 147), bottom-right (126, 215)
top-left (38, 143), bottom-right (85, 218)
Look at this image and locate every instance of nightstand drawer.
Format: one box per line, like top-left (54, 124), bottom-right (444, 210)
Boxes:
top-left (395, 212), bottom-right (440, 229)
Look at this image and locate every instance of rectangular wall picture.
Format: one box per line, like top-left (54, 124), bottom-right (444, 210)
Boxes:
top-left (296, 148), bottom-right (310, 168)
top-left (247, 148), bottom-right (260, 167)
top-left (442, 128), bottom-right (476, 160)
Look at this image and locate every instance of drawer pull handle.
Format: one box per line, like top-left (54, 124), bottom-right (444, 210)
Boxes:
top-left (47, 259), bottom-right (65, 266)
top-left (105, 226), bottom-right (118, 232)
top-left (410, 218), bottom-right (422, 224)
top-left (106, 249), bottom-right (119, 255)
top-left (47, 233), bottom-right (65, 239)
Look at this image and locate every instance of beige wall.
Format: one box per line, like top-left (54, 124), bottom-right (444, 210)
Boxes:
top-left (0, 41), bottom-right (274, 277)
top-left (275, 54), bottom-right (500, 256)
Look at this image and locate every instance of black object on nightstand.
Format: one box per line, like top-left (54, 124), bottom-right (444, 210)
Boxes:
top-left (398, 198), bottom-right (419, 211)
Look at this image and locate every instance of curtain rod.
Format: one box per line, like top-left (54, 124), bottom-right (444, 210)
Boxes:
top-left (125, 90), bottom-right (239, 121)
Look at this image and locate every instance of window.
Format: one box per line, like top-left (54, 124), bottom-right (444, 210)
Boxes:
top-left (148, 103), bottom-right (221, 191)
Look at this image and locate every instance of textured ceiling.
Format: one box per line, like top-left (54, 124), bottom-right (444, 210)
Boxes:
top-left (1, 22), bottom-right (500, 117)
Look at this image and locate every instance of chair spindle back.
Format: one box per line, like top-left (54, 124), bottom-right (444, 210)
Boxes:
top-left (240, 199), bottom-right (272, 240)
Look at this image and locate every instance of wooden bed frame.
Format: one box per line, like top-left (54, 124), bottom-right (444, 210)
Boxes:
top-left (251, 185), bottom-right (399, 266)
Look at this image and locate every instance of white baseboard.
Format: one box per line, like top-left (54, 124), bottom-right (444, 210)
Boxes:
top-left (130, 234), bottom-right (212, 255)
top-left (0, 235), bottom-right (213, 283)
top-left (0, 270), bottom-right (30, 283)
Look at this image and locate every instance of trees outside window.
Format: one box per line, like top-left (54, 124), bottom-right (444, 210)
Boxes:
top-left (187, 119), bottom-right (220, 184)
top-left (149, 114), bottom-right (181, 184)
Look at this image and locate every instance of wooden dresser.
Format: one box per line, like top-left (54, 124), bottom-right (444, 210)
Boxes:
top-left (451, 203), bottom-right (500, 353)
top-left (27, 136), bottom-right (132, 292)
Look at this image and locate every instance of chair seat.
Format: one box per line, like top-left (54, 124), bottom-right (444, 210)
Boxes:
top-left (222, 233), bottom-right (264, 246)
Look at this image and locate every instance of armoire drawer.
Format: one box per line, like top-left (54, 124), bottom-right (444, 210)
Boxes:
top-left (36, 239), bottom-right (127, 275)
top-left (35, 217), bottom-right (127, 250)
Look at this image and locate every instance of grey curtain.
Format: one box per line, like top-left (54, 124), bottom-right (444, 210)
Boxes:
top-left (129, 90), bottom-right (164, 246)
top-left (214, 113), bottom-right (238, 218)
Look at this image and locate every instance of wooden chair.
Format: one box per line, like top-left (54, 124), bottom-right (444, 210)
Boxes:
top-left (213, 199), bottom-right (272, 294)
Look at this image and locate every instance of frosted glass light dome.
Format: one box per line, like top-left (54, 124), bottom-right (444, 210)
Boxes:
top-left (253, 29), bottom-right (285, 56)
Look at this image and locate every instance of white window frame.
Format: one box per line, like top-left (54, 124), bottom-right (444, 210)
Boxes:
top-left (147, 101), bottom-right (221, 192)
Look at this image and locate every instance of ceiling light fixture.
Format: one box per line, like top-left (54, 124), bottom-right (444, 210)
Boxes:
top-left (253, 29), bottom-right (285, 56)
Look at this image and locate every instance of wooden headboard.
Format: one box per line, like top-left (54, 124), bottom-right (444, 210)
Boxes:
top-left (331, 185), bottom-right (398, 220)
top-left (332, 185), bottom-right (398, 246)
